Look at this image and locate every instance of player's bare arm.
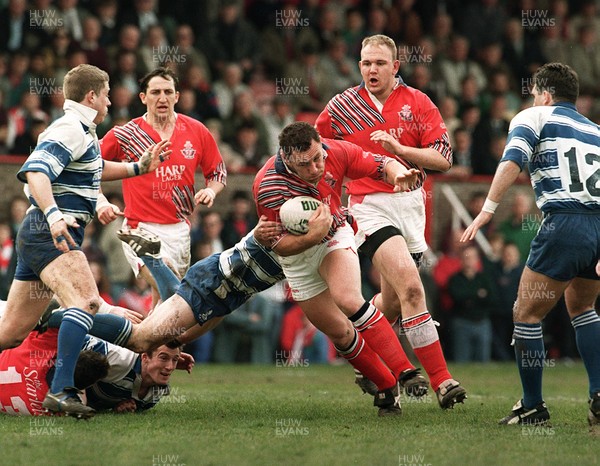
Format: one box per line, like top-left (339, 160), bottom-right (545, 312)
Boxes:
top-left (273, 204), bottom-right (332, 257)
top-left (101, 140), bottom-right (172, 181)
top-left (461, 160), bottom-right (522, 242)
top-left (370, 130), bottom-right (451, 172)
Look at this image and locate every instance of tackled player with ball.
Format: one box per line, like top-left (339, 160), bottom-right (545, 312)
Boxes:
top-left (253, 121), bottom-right (426, 416)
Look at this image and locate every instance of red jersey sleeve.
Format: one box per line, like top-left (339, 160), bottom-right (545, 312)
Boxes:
top-left (326, 139), bottom-right (387, 182)
top-left (195, 123), bottom-right (227, 186)
top-left (415, 91), bottom-right (449, 146)
top-left (252, 158), bottom-right (280, 223)
top-left (315, 108), bottom-right (335, 139)
top-left (99, 127), bottom-right (126, 162)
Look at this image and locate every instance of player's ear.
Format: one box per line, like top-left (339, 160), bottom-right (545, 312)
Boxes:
top-left (85, 89), bottom-right (95, 105)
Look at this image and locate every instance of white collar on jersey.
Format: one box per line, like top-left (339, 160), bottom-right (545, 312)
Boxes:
top-left (365, 77), bottom-right (401, 112)
top-left (63, 99), bottom-right (98, 133)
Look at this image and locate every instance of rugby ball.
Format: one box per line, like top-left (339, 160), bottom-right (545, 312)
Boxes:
top-left (279, 196), bottom-right (322, 235)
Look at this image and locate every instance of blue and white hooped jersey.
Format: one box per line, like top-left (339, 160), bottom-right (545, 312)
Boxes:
top-left (214, 230), bottom-right (285, 303)
top-left (501, 102), bottom-right (600, 213)
top-left (82, 336), bottom-right (167, 411)
top-left (17, 100), bottom-right (102, 226)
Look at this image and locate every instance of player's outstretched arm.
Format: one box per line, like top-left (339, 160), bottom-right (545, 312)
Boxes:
top-left (383, 160), bottom-right (420, 192)
top-left (461, 160), bottom-right (521, 242)
top-left (101, 140), bottom-right (172, 181)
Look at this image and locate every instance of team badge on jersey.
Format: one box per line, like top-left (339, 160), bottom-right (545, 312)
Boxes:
top-left (399, 105), bottom-right (413, 121)
top-left (181, 141), bottom-right (196, 160)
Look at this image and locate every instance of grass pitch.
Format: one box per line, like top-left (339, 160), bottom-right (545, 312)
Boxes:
top-left (0, 362), bottom-right (597, 466)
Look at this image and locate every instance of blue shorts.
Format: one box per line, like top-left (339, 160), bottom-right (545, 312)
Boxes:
top-left (176, 255), bottom-right (251, 325)
top-left (14, 209), bottom-right (84, 281)
top-left (526, 212), bottom-right (600, 281)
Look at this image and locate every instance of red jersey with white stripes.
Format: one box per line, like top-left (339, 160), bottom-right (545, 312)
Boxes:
top-left (315, 79), bottom-right (452, 195)
top-left (253, 139), bottom-right (391, 244)
top-left (100, 114), bottom-right (226, 226)
top-left (0, 330), bottom-right (58, 416)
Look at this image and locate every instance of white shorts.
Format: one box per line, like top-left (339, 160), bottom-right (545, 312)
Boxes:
top-left (349, 189), bottom-right (427, 254)
top-left (122, 219), bottom-right (191, 278)
top-left (277, 224), bottom-right (357, 302)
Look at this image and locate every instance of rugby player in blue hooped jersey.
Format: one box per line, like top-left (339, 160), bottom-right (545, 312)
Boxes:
top-left (462, 63), bottom-right (600, 427)
top-left (113, 216), bottom-right (308, 355)
top-left (0, 64), bottom-right (171, 419)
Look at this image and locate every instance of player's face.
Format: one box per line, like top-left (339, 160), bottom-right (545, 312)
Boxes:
top-left (143, 345), bottom-right (180, 386)
top-left (359, 44), bottom-right (400, 101)
top-left (92, 81), bottom-right (111, 125)
top-left (140, 76), bottom-right (180, 120)
top-left (285, 139), bottom-right (325, 185)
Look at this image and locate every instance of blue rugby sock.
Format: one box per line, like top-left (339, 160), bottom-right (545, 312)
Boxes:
top-left (571, 310), bottom-right (600, 398)
top-left (50, 308), bottom-right (94, 394)
top-left (513, 322), bottom-right (545, 408)
top-left (48, 309), bottom-right (65, 328)
top-left (88, 313), bottom-right (133, 347)
top-left (49, 311), bottom-right (132, 347)
top-left (141, 255), bottom-right (180, 302)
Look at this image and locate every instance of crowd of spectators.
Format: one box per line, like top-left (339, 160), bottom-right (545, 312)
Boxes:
top-left (0, 0), bottom-right (596, 364)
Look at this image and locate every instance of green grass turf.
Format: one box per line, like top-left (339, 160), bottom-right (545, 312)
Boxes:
top-left (0, 362), bottom-right (597, 466)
